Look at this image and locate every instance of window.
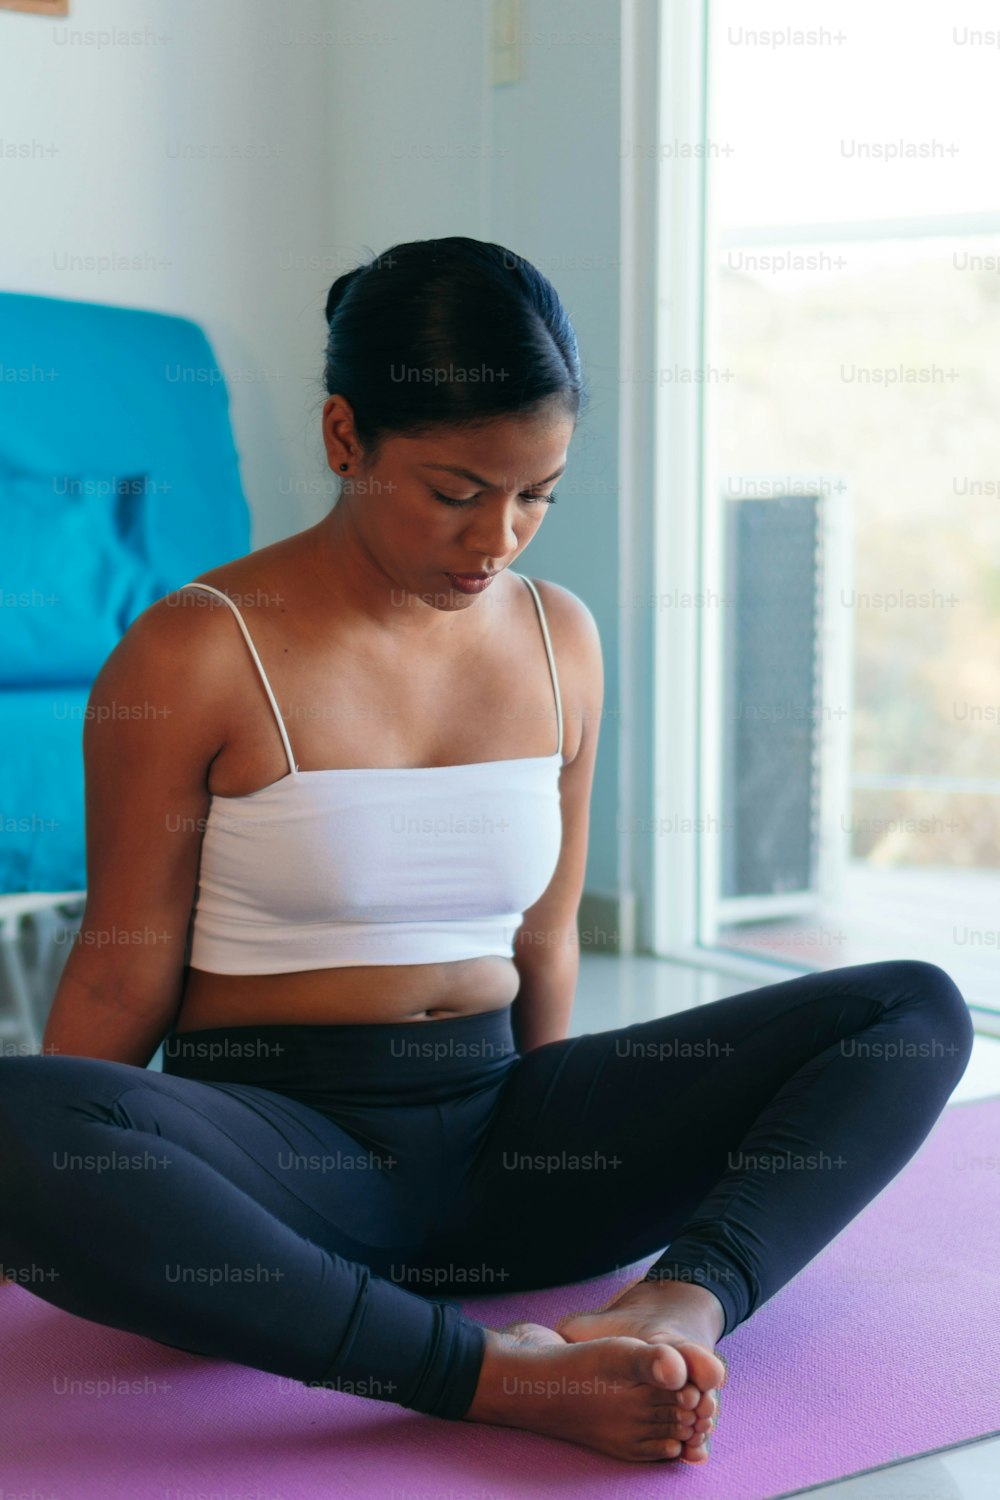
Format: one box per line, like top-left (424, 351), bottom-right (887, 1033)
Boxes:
top-left (698, 0), bottom-right (1000, 1013)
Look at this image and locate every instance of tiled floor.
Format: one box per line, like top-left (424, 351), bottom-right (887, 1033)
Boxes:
top-left (571, 951), bottom-right (1000, 1500)
top-left (717, 860), bottom-right (1000, 1012)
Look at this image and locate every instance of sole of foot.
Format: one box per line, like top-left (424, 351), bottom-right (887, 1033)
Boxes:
top-left (554, 1298), bottom-right (728, 1462)
top-left (463, 1325), bottom-right (715, 1464)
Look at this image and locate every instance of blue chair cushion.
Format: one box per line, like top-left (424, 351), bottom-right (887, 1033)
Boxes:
top-left (0, 291), bottom-right (250, 607)
top-left (0, 470), bottom-right (158, 687)
top-left (0, 290), bottom-right (251, 894)
top-left (0, 685), bottom-right (90, 891)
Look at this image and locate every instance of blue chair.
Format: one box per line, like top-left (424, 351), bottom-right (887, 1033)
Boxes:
top-left (0, 290), bottom-right (251, 1042)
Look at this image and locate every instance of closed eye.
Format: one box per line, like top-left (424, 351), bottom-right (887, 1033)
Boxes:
top-left (430, 488), bottom-right (558, 509)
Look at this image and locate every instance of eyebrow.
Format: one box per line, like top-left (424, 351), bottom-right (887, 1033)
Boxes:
top-left (419, 462), bottom-right (567, 488)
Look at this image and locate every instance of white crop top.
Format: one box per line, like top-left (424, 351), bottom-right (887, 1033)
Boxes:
top-left (182, 573), bottom-right (565, 975)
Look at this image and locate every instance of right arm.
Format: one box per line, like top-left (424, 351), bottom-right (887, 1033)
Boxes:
top-left (41, 590), bottom-right (232, 1068)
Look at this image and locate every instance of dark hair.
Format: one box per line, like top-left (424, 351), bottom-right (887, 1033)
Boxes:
top-left (321, 237), bottom-right (587, 466)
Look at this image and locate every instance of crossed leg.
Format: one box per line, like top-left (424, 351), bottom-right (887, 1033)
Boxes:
top-left (0, 959), bottom-right (973, 1460)
top-left (419, 959), bottom-right (975, 1457)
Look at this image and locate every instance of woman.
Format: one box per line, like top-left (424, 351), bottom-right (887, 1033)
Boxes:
top-left (0, 237), bottom-right (973, 1466)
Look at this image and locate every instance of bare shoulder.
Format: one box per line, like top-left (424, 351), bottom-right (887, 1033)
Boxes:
top-left (93, 560), bottom-right (276, 748)
top-left (525, 575), bottom-right (602, 668)
top-left (114, 577), bottom-right (246, 674)
top-left (124, 530), bottom-right (308, 656)
top-left (522, 576), bottom-right (604, 765)
top-left (176, 532), bottom-right (303, 611)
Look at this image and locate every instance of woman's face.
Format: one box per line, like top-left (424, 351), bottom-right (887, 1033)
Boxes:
top-left (324, 400), bottom-right (575, 609)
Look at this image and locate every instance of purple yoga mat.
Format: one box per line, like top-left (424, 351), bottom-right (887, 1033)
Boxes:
top-left (2, 1095), bottom-right (998, 1500)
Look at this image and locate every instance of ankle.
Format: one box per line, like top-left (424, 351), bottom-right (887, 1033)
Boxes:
top-left (637, 1277), bottom-right (726, 1345)
top-left (462, 1327), bottom-right (525, 1425)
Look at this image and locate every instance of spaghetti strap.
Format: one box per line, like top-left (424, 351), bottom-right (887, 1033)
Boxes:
top-left (178, 583), bottom-right (298, 777)
top-left (517, 574), bottom-right (564, 759)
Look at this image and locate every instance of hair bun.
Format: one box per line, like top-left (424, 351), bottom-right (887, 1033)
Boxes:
top-left (325, 267), bottom-right (362, 325)
top-left (320, 237), bottom-right (584, 461)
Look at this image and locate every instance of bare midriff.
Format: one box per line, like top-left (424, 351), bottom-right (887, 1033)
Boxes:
top-left (172, 956), bottom-right (522, 1033)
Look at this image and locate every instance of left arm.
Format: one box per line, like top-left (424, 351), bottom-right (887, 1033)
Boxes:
top-left (510, 582), bottom-right (605, 1052)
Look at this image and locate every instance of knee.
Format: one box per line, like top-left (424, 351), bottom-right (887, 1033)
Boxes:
top-left (887, 960), bottom-right (975, 1073)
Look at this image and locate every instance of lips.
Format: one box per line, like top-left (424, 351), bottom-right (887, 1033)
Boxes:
top-left (445, 570), bottom-right (496, 593)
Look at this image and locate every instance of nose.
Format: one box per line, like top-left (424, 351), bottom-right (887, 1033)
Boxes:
top-left (465, 499), bottom-right (520, 559)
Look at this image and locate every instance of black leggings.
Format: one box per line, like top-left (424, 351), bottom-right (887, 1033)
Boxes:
top-left (0, 959), bottom-right (973, 1421)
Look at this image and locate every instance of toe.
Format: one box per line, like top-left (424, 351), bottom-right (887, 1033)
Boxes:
top-left (641, 1340), bottom-right (688, 1391)
top-left (674, 1339), bottom-right (727, 1394)
top-left (645, 1399), bottom-right (695, 1428)
top-left (642, 1412), bottom-right (693, 1437)
top-left (681, 1435), bottom-right (710, 1464)
top-left (638, 1435), bottom-right (684, 1462)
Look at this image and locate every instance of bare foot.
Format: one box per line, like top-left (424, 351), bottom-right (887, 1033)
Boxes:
top-left (463, 1326), bottom-right (705, 1463)
top-left (496, 1320), bottom-right (569, 1350)
top-left (554, 1279), bottom-right (729, 1462)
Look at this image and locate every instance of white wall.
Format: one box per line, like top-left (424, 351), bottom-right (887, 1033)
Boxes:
top-left (1, 0), bottom-right (628, 902)
top-left (0, 0), bottom-right (333, 548)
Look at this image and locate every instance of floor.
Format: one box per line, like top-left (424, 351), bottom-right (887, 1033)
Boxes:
top-left (571, 951), bottom-right (1000, 1500)
top-left (718, 861), bottom-right (1000, 1013)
